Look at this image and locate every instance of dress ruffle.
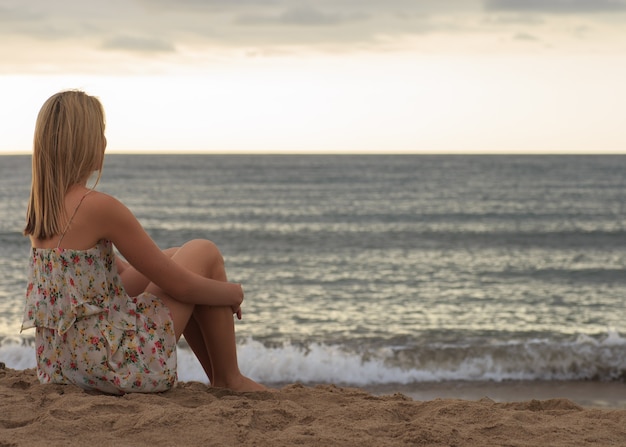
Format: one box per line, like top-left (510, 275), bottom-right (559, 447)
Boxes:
top-left (22, 241), bottom-right (136, 334)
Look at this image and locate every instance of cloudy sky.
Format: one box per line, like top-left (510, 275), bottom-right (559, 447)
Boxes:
top-left (1, 0), bottom-right (625, 153)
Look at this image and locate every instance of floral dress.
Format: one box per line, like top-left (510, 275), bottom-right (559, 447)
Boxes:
top-left (21, 240), bottom-right (177, 394)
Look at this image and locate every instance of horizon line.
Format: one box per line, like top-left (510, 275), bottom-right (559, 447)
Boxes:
top-left (2, 150), bottom-right (626, 156)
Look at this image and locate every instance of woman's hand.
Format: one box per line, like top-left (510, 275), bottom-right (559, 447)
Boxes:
top-left (232, 305), bottom-right (242, 320)
top-left (231, 283), bottom-right (244, 320)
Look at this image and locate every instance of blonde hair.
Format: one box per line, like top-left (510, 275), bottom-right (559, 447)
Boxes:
top-left (24, 90), bottom-right (106, 239)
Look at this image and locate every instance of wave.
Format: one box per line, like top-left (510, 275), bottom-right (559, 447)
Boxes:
top-left (1, 331), bottom-right (624, 385)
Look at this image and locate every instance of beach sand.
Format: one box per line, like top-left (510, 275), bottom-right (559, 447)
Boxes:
top-left (1, 365), bottom-right (625, 446)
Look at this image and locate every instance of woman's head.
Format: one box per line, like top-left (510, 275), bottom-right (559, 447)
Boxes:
top-left (35, 90), bottom-right (107, 181)
top-left (25, 90), bottom-right (107, 239)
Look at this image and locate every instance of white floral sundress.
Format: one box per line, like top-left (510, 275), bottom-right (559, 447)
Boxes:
top-left (21, 240), bottom-right (177, 394)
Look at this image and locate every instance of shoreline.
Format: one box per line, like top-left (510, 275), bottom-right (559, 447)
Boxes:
top-left (363, 379), bottom-right (626, 410)
top-left (2, 367), bottom-right (626, 446)
top-left (262, 379), bottom-right (626, 410)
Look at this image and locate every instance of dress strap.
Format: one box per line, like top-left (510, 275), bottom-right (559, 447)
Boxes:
top-left (56, 190), bottom-right (93, 249)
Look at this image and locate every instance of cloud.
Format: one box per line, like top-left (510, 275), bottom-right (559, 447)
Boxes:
top-left (0, 1), bottom-right (485, 50)
top-left (1, 0), bottom-right (625, 75)
top-left (512, 32), bottom-right (539, 41)
top-left (101, 35), bottom-right (176, 53)
top-left (236, 5), bottom-right (368, 26)
top-left (0, 4), bottom-right (74, 39)
top-left (139, 0), bottom-right (274, 7)
top-left (485, 0), bottom-right (626, 13)
top-left (0, 5), bottom-right (44, 23)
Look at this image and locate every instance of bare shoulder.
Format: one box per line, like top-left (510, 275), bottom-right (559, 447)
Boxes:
top-left (81, 190), bottom-right (139, 238)
top-left (83, 190), bottom-right (130, 217)
top-left (85, 190), bottom-right (122, 207)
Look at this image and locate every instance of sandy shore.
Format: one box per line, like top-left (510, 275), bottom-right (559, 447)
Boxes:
top-left (366, 380), bottom-right (626, 410)
top-left (1, 366), bottom-right (625, 446)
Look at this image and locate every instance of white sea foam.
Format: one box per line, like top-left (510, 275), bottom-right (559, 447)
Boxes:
top-left (2, 332), bottom-right (625, 385)
top-left (0, 344), bottom-right (36, 370)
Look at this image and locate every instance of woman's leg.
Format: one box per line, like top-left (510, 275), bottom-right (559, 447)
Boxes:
top-left (182, 316), bottom-right (214, 382)
top-left (192, 305), bottom-right (265, 391)
top-left (144, 239), bottom-right (265, 391)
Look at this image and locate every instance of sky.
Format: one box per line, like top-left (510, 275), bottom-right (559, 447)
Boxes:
top-left (1, 0), bottom-right (626, 154)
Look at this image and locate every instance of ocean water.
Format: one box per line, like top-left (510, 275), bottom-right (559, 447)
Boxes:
top-left (1, 154), bottom-right (625, 390)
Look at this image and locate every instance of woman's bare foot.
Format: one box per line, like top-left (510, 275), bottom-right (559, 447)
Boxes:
top-left (215, 374), bottom-right (268, 392)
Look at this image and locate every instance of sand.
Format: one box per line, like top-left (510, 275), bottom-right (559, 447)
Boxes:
top-left (1, 365), bottom-right (625, 446)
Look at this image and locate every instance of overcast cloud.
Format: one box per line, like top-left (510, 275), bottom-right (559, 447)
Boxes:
top-left (485, 0), bottom-right (626, 13)
top-left (0, 0), bottom-right (624, 72)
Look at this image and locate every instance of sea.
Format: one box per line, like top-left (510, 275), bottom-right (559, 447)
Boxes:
top-left (1, 154), bottom-right (625, 406)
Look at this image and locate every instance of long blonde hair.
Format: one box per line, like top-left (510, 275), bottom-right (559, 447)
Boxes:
top-left (24, 90), bottom-right (106, 239)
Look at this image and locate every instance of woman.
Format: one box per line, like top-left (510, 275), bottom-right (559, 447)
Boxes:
top-left (21, 90), bottom-right (265, 394)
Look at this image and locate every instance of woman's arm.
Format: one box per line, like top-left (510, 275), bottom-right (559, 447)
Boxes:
top-left (89, 192), bottom-right (243, 307)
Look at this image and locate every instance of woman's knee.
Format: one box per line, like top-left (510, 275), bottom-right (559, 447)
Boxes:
top-left (182, 239), bottom-right (225, 277)
top-left (183, 239), bottom-right (223, 259)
